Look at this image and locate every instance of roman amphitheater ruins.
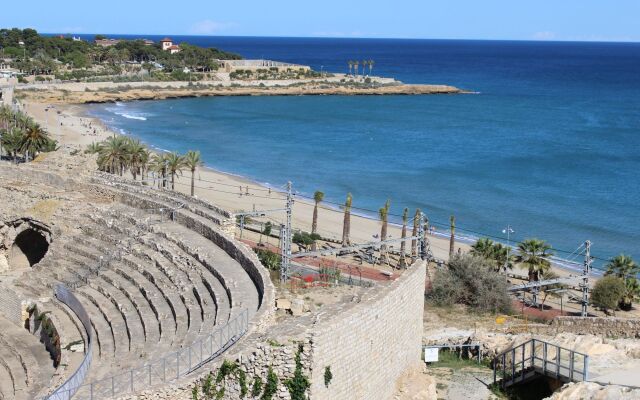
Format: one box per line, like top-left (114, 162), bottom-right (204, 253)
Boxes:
top-left (0, 151), bottom-right (426, 400)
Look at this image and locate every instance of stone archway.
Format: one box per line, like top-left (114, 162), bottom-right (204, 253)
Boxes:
top-left (9, 228), bottom-right (50, 268)
top-left (1, 218), bottom-right (52, 272)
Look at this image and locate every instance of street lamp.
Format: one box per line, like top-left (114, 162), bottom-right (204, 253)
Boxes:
top-left (502, 225), bottom-right (514, 279)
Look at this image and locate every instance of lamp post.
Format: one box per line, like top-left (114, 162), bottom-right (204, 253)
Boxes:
top-left (502, 225), bottom-right (514, 280)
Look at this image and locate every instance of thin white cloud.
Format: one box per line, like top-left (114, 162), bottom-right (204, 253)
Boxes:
top-left (532, 31), bottom-right (556, 41)
top-left (189, 20), bottom-right (235, 35)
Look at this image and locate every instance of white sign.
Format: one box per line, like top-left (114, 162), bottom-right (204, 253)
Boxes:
top-left (424, 347), bottom-right (439, 363)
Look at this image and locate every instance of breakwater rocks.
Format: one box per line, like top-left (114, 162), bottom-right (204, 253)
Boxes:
top-left (16, 80), bottom-right (467, 104)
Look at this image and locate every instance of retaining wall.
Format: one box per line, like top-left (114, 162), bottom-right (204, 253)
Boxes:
top-left (308, 260), bottom-right (425, 399)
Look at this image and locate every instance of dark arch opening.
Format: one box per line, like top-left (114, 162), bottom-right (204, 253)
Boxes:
top-left (10, 228), bottom-right (49, 267)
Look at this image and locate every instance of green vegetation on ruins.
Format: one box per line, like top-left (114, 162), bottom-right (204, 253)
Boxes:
top-left (0, 28), bottom-right (241, 82)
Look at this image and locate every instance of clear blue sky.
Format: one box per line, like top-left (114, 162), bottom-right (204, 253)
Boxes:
top-left (2, 0), bottom-right (639, 42)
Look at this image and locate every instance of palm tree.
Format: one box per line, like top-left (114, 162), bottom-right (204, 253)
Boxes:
top-left (492, 243), bottom-right (515, 274)
top-left (348, 60), bottom-right (354, 76)
top-left (471, 238), bottom-right (495, 259)
top-left (183, 150), bottom-right (204, 196)
top-left (379, 199), bottom-right (391, 262)
top-left (1, 128), bottom-right (25, 163)
top-left (98, 136), bottom-right (129, 175)
top-left (361, 59), bottom-right (367, 76)
top-left (605, 254), bottom-right (640, 310)
top-left (341, 193), bottom-right (352, 247)
top-left (126, 139), bottom-right (147, 180)
top-left (399, 207), bottom-right (409, 268)
top-left (353, 60), bottom-right (359, 78)
top-left (20, 123), bottom-right (50, 162)
top-left (85, 142), bottom-right (103, 154)
top-left (411, 209), bottom-right (421, 259)
top-left (149, 153), bottom-right (168, 188)
top-left (368, 59), bottom-right (375, 76)
top-left (449, 215), bottom-right (456, 257)
top-left (311, 190), bottom-right (324, 251)
top-left (516, 239), bottom-right (554, 281)
top-left (165, 152), bottom-right (185, 190)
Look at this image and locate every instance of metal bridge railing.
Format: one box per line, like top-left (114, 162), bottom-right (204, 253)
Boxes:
top-left (50, 309), bottom-right (249, 400)
top-left (493, 338), bottom-right (589, 388)
top-left (44, 285), bottom-right (94, 400)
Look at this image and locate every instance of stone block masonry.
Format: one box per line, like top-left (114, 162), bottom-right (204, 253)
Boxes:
top-left (308, 261), bottom-right (426, 399)
top-left (0, 283), bottom-right (24, 324)
top-left (116, 261), bottom-right (426, 400)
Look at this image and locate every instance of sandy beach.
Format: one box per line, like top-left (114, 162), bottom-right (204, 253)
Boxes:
top-left (21, 98), bottom-right (591, 289)
top-left (22, 100), bottom-right (465, 264)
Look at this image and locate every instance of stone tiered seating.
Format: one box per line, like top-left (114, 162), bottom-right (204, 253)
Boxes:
top-left (2, 165), bottom-right (270, 399)
top-left (14, 195), bottom-right (259, 385)
top-left (0, 315), bottom-right (56, 400)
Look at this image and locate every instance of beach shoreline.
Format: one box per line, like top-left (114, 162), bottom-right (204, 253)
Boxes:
top-left (21, 98), bottom-right (588, 282)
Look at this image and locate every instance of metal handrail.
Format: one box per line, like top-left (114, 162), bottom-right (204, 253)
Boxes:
top-left (50, 309), bottom-right (249, 400)
top-left (493, 338), bottom-right (589, 388)
top-left (44, 285), bottom-right (94, 400)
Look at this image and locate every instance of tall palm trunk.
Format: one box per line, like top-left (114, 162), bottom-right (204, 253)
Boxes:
top-left (379, 200), bottom-right (390, 263)
top-left (190, 169), bottom-right (195, 196)
top-left (311, 191), bottom-right (324, 251)
top-left (399, 208), bottom-right (408, 268)
top-left (449, 215), bottom-right (456, 258)
top-left (341, 193), bottom-right (352, 247)
top-left (171, 172), bottom-right (175, 190)
top-left (411, 209), bottom-right (420, 258)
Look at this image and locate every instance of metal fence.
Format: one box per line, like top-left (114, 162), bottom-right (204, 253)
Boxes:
top-left (45, 285), bottom-right (94, 400)
top-left (49, 309), bottom-right (249, 400)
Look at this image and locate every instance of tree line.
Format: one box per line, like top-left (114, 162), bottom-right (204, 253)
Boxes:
top-left (0, 105), bottom-right (58, 162)
top-left (347, 60), bottom-right (375, 77)
top-left (85, 137), bottom-right (203, 196)
top-left (0, 28), bottom-right (241, 77)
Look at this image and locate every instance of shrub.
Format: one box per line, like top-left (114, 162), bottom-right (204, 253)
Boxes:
top-left (591, 276), bottom-right (626, 314)
top-left (293, 231), bottom-right (321, 247)
top-left (261, 367), bottom-right (278, 400)
top-left (324, 366), bottom-right (332, 387)
top-left (285, 345), bottom-right (310, 400)
top-left (251, 376), bottom-right (263, 397)
top-left (427, 254), bottom-right (512, 314)
top-left (255, 248), bottom-right (281, 271)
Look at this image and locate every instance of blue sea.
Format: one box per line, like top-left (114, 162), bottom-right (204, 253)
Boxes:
top-left (81, 36), bottom-right (640, 268)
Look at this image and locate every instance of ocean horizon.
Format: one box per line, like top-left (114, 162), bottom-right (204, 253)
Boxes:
top-left (83, 36), bottom-right (640, 269)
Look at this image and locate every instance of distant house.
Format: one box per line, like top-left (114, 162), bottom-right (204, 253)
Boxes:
top-left (142, 39), bottom-right (155, 46)
top-left (95, 38), bottom-right (122, 47)
top-left (160, 38), bottom-right (181, 54)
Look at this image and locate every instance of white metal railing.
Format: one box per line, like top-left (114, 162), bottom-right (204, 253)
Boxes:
top-left (493, 338), bottom-right (589, 388)
top-left (49, 309), bottom-right (249, 400)
top-left (44, 285), bottom-right (94, 400)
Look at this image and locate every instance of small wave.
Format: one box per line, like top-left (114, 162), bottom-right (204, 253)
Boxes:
top-left (118, 113), bottom-right (147, 121)
top-left (115, 102), bottom-right (125, 107)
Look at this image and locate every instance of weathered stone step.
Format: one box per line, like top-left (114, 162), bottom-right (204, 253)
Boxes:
top-left (0, 316), bottom-right (55, 399)
top-left (154, 221), bottom-right (259, 320)
top-left (110, 264), bottom-right (175, 345)
top-left (98, 269), bottom-right (161, 350)
top-left (86, 277), bottom-right (146, 357)
top-left (116, 255), bottom-right (189, 348)
top-left (76, 287), bottom-right (130, 359)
